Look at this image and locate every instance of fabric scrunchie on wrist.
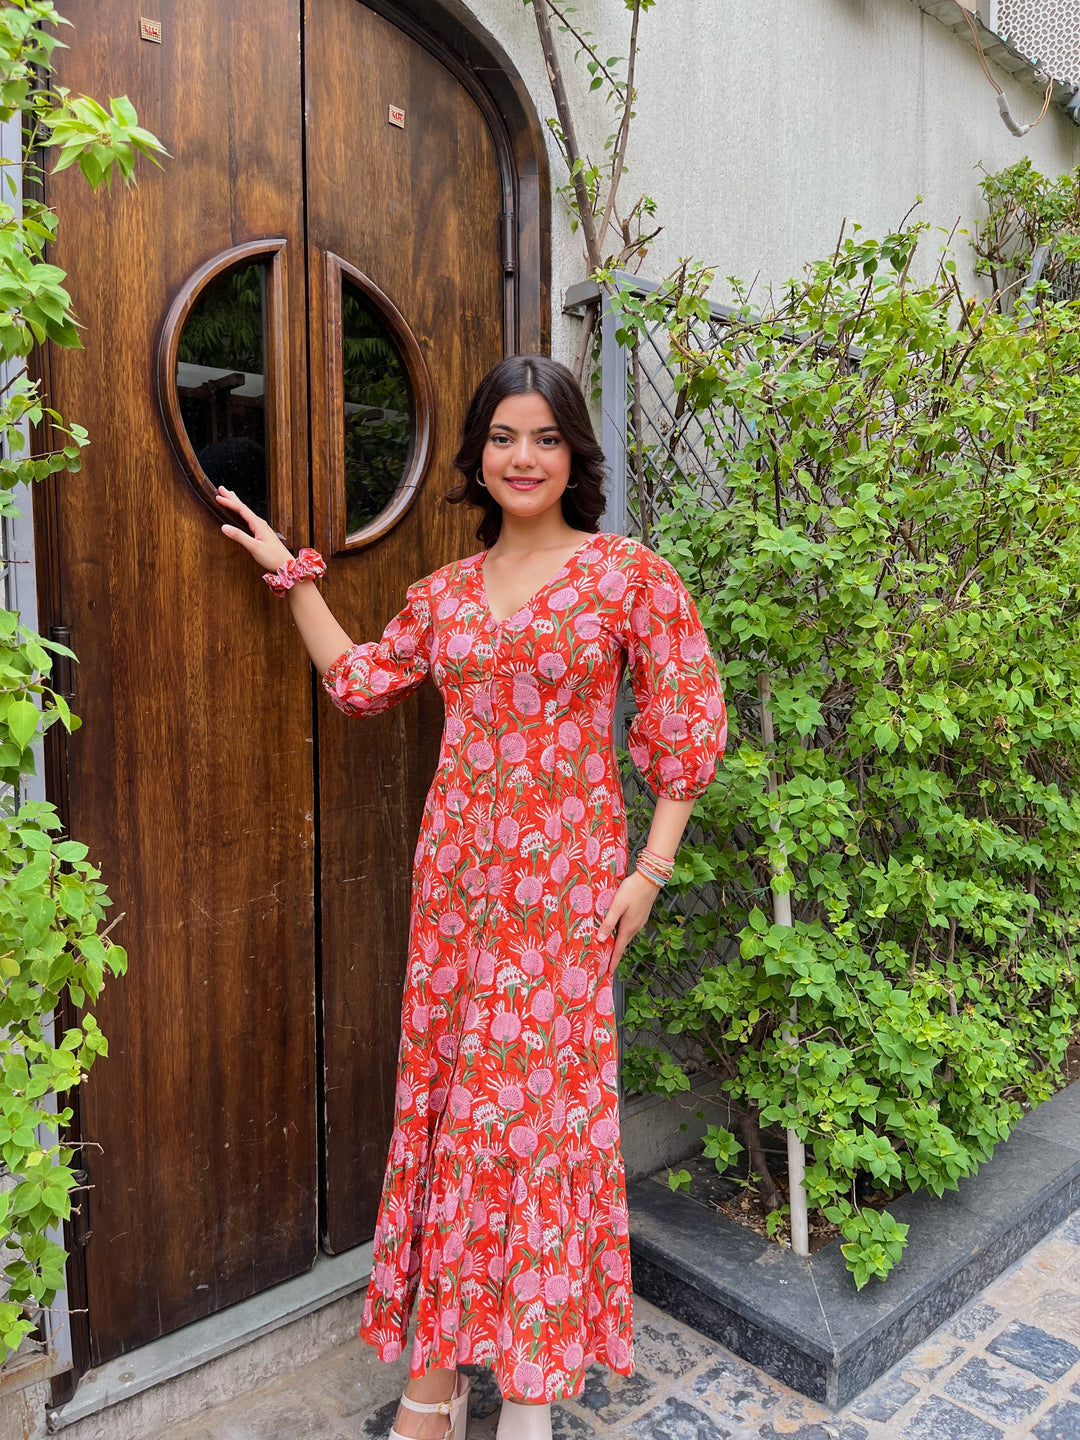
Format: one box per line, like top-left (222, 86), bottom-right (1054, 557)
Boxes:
top-left (263, 548), bottom-right (326, 596)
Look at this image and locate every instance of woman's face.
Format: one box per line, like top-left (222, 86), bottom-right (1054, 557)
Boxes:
top-left (480, 391), bottom-right (573, 524)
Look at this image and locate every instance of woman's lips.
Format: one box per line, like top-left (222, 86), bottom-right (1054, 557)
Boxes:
top-left (504, 477), bottom-right (544, 490)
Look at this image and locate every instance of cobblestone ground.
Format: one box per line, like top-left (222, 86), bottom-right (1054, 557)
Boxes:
top-left (156, 1213), bottom-right (1080, 1440)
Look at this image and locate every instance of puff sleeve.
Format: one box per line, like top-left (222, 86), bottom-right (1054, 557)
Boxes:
top-left (618, 549), bottom-right (727, 800)
top-left (322, 578), bottom-right (432, 717)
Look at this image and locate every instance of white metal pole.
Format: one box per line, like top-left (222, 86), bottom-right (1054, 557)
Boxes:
top-left (758, 673), bottom-right (811, 1257)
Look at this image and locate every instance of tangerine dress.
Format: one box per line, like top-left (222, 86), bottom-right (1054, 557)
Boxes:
top-left (322, 531), bottom-right (726, 1402)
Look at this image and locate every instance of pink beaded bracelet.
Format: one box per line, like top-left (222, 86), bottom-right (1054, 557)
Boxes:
top-left (263, 548), bottom-right (327, 596)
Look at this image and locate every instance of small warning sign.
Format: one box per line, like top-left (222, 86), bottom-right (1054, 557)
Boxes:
top-left (388, 104), bottom-right (405, 129)
top-left (140, 17), bottom-right (162, 42)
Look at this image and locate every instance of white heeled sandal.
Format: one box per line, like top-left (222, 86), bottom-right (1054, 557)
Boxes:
top-left (496, 1398), bottom-right (552, 1440)
top-left (389, 1374), bottom-right (471, 1440)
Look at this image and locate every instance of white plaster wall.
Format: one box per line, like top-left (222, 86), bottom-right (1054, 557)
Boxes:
top-left (467, 0), bottom-right (1080, 362)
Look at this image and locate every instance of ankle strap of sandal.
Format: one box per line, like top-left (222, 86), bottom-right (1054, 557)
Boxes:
top-left (399, 1393), bottom-right (454, 1417)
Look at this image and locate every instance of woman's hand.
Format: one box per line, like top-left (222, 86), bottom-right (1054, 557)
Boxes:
top-left (596, 871), bottom-right (661, 978)
top-left (217, 486), bottom-right (293, 573)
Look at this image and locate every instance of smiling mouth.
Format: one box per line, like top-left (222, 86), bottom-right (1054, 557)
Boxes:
top-left (505, 476), bottom-right (545, 489)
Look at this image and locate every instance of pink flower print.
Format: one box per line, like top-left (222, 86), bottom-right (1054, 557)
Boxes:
top-left (587, 1292), bottom-right (602, 1320)
top-left (436, 1034), bottom-right (457, 1062)
top-left (586, 1082), bottom-right (601, 1108)
top-left (546, 930), bottom-right (563, 958)
top-left (557, 684), bottom-right (573, 706)
top-left (436, 596), bottom-right (459, 619)
top-left (630, 605), bottom-right (651, 638)
top-left (530, 989), bottom-right (555, 1022)
top-left (463, 866), bottom-right (485, 896)
top-left (551, 853), bottom-right (570, 884)
top-left (591, 1116), bottom-right (620, 1148)
top-left (431, 809), bottom-right (447, 837)
top-left (488, 1255), bottom-right (505, 1282)
top-left (473, 818), bottom-right (495, 849)
top-left (567, 1234), bottom-right (583, 1268)
top-left (551, 1098), bottom-right (567, 1130)
top-left (467, 740), bottom-right (494, 770)
top-left (562, 795), bottom-right (586, 823)
top-left (520, 947), bottom-right (545, 976)
top-left (430, 1086), bottom-right (447, 1113)
top-left (392, 633), bottom-right (417, 660)
top-left (506, 605), bottom-right (535, 630)
top-left (443, 1229), bottom-right (463, 1260)
top-left (573, 612), bottom-right (602, 640)
top-left (653, 582), bottom-right (678, 614)
top-left (447, 1085), bottom-right (472, 1119)
top-left (629, 741), bottom-right (649, 769)
top-left (490, 1011), bottom-right (522, 1043)
top-left (548, 585), bottom-right (579, 610)
top-left (512, 1269), bottom-right (541, 1302)
top-left (514, 875), bottom-right (542, 906)
top-left (445, 631), bottom-right (473, 660)
top-left (651, 632), bottom-right (671, 666)
top-left (396, 1079), bottom-right (413, 1107)
top-left (544, 1274), bottom-right (571, 1306)
top-left (606, 1335), bottom-right (631, 1367)
top-left (496, 815), bottom-right (520, 849)
top-left (512, 679), bottom-right (541, 716)
top-left (612, 1203), bottom-right (629, 1236)
top-left (585, 835), bottom-right (600, 865)
top-left (569, 883), bottom-right (593, 914)
top-left (464, 1000), bottom-right (481, 1030)
top-left (460, 1251), bottom-right (475, 1279)
top-left (445, 785), bottom-right (468, 812)
top-left (430, 966), bottom-right (457, 995)
top-left (537, 651), bottom-right (567, 682)
top-left (476, 950), bottom-right (496, 984)
top-left (558, 720), bottom-right (581, 749)
top-left (544, 810), bottom-right (563, 842)
top-left (379, 1339), bottom-right (403, 1362)
top-left (596, 885), bottom-right (616, 915)
top-left (680, 633), bottom-right (706, 662)
top-left (422, 937), bottom-right (440, 964)
top-left (368, 667), bottom-right (392, 695)
top-left (472, 689), bottom-right (493, 721)
top-left (558, 967), bottom-right (589, 1000)
top-left (541, 745), bottom-right (557, 773)
top-left (436, 844), bottom-right (460, 874)
top-left (706, 694), bottom-right (725, 719)
top-left (658, 755), bottom-right (685, 784)
top-left (598, 569), bottom-right (627, 602)
top-left (471, 1199), bottom-right (488, 1228)
top-left (513, 1361), bottom-right (545, 1398)
top-left (528, 1066), bottom-right (553, 1097)
top-left (510, 1174), bottom-right (528, 1203)
top-left (602, 1059), bottom-right (619, 1085)
top-left (456, 1331), bottom-right (472, 1363)
top-left (660, 713), bottom-right (689, 741)
top-left (499, 732), bottom-right (528, 763)
top-left (499, 1083), bottom-right (525, 1111)
top-left (554, 1015), bottom-right (572, 1046)
top-left (509, 1124), bottom-right (539, 1157)
top-left (430, 575), bottom-right (447, 594)
top-left (562, 1339), bottom-right (585, 1370)
top-left (486, 867), bottom-right (503, 896)
top-left (411, 1003), bottom-right (430, 1030)
top-left (585, 752), bottom-right (606, 783)
top-left (595, 986), bottom-right (616, 1018)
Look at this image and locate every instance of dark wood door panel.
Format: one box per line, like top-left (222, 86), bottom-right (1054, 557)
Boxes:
top-left (305, 0), bottom-right (505, 1251)
top-left (42, 0), bottom-right (317, 1364)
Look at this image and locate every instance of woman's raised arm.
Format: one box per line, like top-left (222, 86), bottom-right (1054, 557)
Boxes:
top-left (218, 485), bottom-right (354, 675)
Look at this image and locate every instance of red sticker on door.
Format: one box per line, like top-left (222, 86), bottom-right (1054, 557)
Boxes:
top-left (388, 105), bottom-right (405, 129)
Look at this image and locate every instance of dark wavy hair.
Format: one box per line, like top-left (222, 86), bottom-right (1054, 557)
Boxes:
top-left (449, 354), bottom-right (607, 548)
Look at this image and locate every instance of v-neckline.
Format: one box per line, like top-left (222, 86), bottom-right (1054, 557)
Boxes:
top-left (475, 536), bottom-right (596, 625)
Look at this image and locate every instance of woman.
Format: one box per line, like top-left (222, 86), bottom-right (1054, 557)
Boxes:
top-left (219, 355), bottom-right (726, 1440)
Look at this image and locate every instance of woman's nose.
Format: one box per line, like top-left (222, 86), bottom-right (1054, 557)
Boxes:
top-left (512, 437), bottom-right (533, 466)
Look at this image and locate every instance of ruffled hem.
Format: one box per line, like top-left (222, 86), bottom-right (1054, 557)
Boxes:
top-left (359, 1134), bottom-right (634, 1401)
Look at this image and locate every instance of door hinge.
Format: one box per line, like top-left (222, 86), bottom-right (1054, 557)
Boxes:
top-left (49, 625), bottom-right (74, 701)
top-left (70, 1168), bottom-right (92, 1248)
top-left (499, 212), bottom-right (516, 275)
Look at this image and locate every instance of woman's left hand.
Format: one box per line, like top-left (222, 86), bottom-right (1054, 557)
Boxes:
top-left (596, 871), bottom-right (661, 978)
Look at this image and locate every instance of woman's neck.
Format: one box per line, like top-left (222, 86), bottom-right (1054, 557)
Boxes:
top-left (489, 512), bottom-right (585, 558)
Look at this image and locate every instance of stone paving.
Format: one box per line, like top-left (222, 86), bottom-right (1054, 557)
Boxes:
top-left (152, 1212), bottom-right (1080, 1440)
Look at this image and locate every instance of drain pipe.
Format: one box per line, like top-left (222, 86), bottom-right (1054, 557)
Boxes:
top-left (758, 672), bottom-right (811, 1257)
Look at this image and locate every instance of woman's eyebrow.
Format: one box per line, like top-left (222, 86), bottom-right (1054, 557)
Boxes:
top-left (488, 423), bottom-right (562, 436)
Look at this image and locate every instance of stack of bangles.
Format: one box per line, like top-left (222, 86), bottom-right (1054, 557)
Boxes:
top-left (635, 847), bottom-right (675, 888)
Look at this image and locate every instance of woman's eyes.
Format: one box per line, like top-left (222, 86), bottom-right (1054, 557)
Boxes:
top-left (486, 433), bottom-right (564, 447)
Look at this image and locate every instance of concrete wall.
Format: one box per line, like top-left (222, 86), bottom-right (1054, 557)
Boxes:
top-left (466, 0), bottom-right (1080, 362)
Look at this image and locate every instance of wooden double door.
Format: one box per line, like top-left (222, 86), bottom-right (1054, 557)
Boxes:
top-left (39, 0), bottom-right (545, 1370)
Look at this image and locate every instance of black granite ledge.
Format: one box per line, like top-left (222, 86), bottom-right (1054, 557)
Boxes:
top-left (629, 1079), bottom-right (1080, 1409)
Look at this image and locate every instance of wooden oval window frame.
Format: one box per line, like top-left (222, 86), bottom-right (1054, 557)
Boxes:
top-left (157, 239), bottom-right (293, 538)
top-left (325, 253), bottom-right (434, 553)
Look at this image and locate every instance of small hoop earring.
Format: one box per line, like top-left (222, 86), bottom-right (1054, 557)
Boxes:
top-left (475, 469), bottom-right (487, 490)
top-left (566, 473), bottom-right (578, 490)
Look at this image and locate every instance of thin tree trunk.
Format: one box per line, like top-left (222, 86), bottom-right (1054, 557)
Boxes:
top-left (736, 1100), bottom-right (784, 1216)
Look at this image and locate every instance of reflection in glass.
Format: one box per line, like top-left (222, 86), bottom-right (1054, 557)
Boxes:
top-left (341, 281), bottom-right (412, 534)
top-left (176, 262), bottom-right (268, 517)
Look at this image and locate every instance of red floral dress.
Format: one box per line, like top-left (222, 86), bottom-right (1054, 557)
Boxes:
top-left (323, 531), bottom-right (726, 1402)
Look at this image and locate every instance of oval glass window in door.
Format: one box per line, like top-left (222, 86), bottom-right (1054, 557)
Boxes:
top-left (325, 255), bottom-right (434, 552)
top-left (158, 239), bottom-right (294, 539)
top-left (176, 260), bottom-right (269, 518)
